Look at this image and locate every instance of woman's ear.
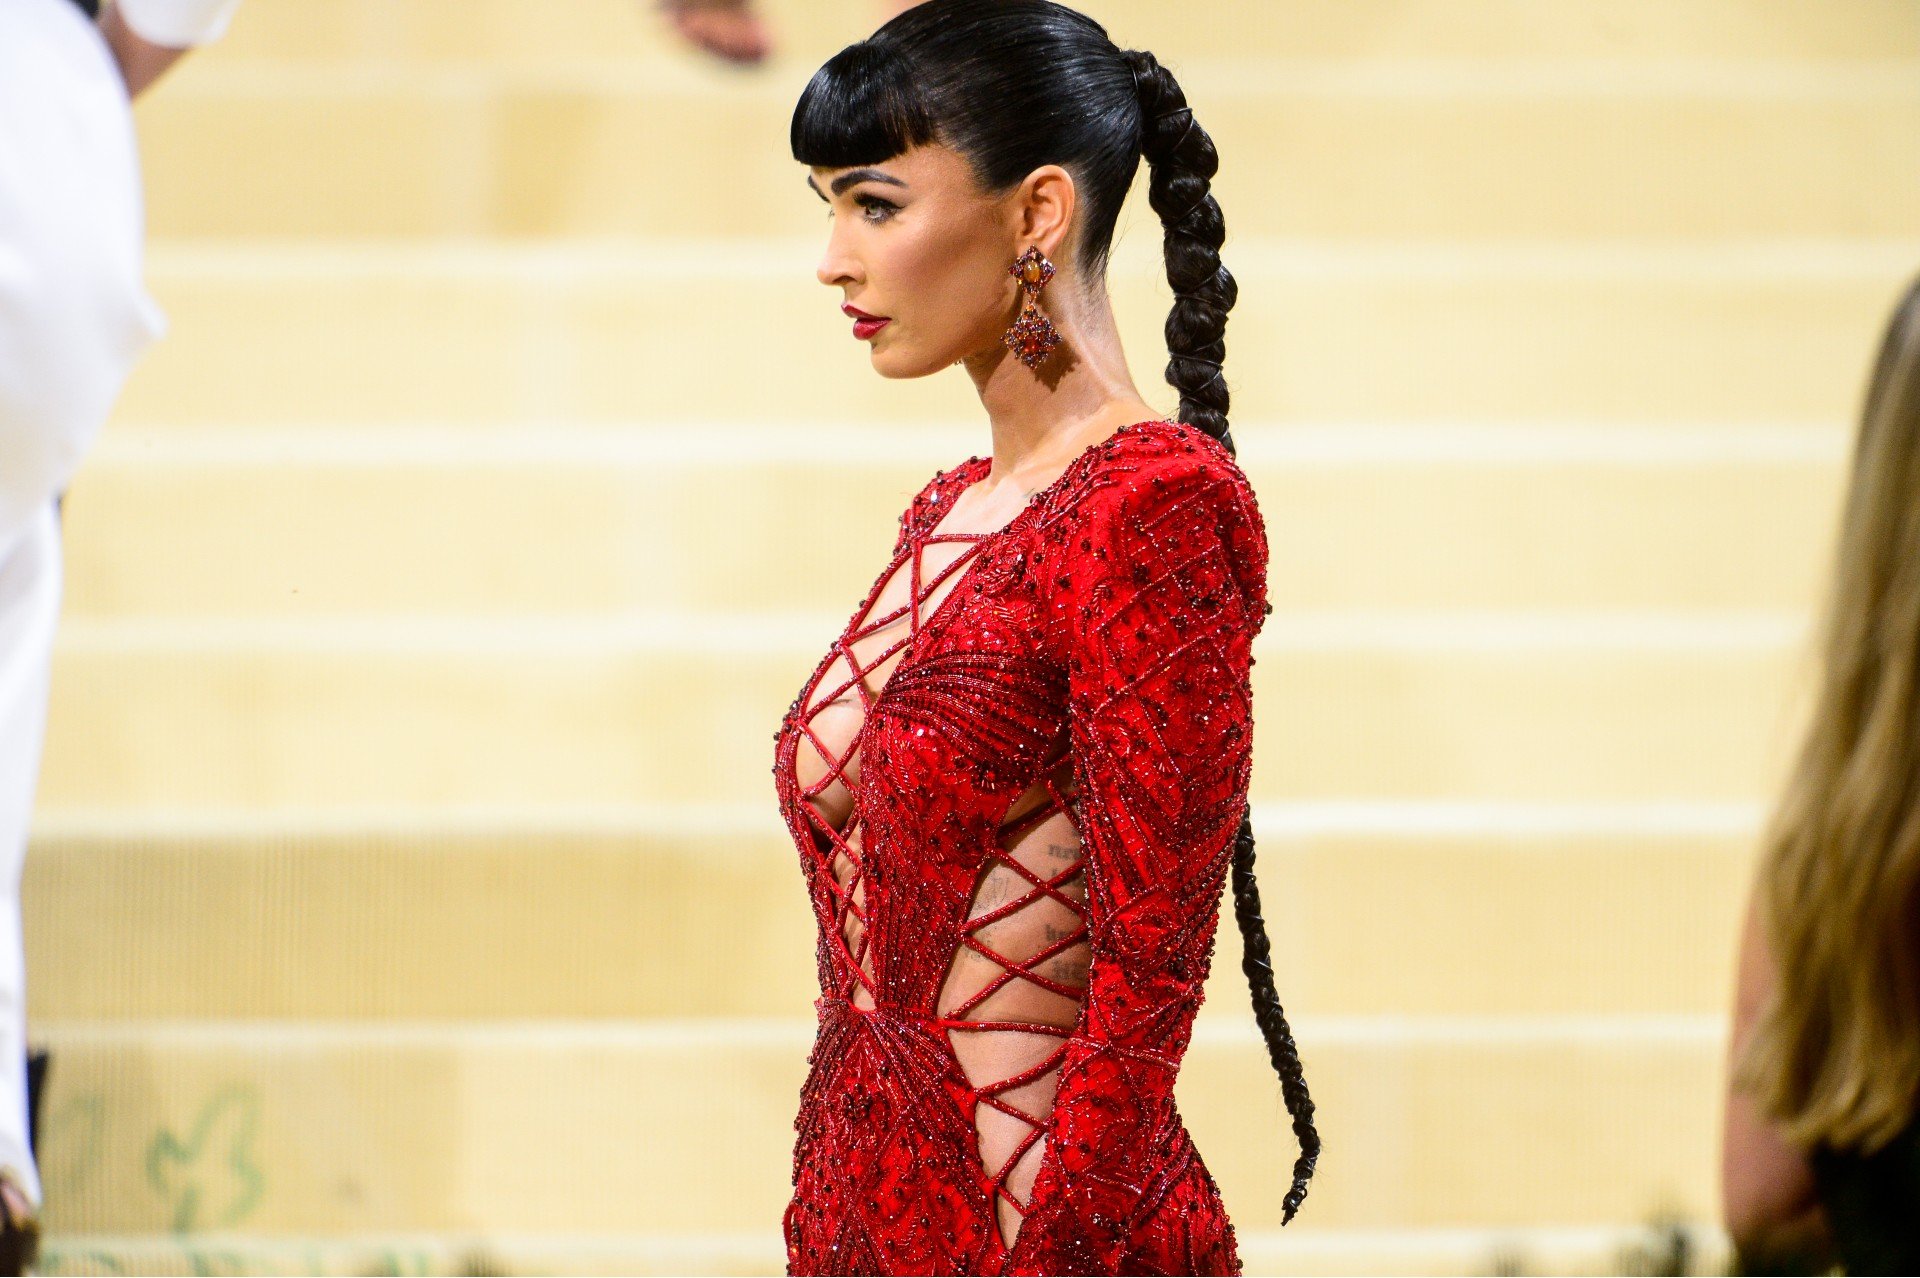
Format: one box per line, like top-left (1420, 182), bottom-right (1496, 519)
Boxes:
top-left (1014, 165), bottom-right (1077, 266)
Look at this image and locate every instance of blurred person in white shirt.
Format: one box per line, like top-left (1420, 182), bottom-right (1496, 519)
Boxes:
top-left (0, 1), bottom-right (239, 1269)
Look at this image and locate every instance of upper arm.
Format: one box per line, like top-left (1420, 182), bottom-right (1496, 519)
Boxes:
top-left (1058, 450), bottom-right (1268, 955)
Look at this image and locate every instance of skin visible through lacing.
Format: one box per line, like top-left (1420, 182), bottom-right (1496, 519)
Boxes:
top-left (790, 510), bottom-right (1092, 1254)
top-left (939, 764), bottom-right (1088, 1252)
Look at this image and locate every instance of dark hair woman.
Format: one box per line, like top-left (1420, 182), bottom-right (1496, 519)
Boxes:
top-left (1721, 275), bottom-right (1920, 1274)
top-left (768, 2), bottom-right (1317, 1273)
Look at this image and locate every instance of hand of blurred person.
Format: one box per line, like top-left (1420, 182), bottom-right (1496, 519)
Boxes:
top-left (656, 0), bottom-right (929, 65)
top-left (657, 0), bottom-right (772, 65)
top-left (97, 1), bottom-right (192, 98)
top-left (0, 1168), bottom-right (37, 1276)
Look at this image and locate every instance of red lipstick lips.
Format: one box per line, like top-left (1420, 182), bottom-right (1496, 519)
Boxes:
top-left (842, 302), bottom-right (891, 340)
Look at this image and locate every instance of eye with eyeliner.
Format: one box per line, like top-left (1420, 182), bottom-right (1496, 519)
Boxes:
top-left (853, 193), bottom-right (899, 222)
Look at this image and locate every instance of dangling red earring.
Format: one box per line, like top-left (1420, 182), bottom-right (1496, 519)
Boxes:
top-left (1003, 246), bottom-right (1062, 369)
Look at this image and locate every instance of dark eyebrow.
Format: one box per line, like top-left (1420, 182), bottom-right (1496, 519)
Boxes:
top-left (805, 168), bottom-right (910, 200)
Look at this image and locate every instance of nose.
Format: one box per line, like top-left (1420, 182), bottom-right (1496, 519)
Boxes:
top-left (816, 252), bottom-right (858, 289)
top-left (817, 221), bottom-right (862, 289)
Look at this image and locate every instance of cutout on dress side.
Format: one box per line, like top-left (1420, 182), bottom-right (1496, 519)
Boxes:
top-left (936, 759), bottom-right (1089, 1251)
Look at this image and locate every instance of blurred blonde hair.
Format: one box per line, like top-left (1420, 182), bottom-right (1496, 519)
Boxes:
top-left (1739, 274), bottom-right (1920, 1152)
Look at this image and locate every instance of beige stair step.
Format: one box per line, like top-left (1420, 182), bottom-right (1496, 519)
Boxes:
top-left (42, 1233), bottom-right (793, 1278)
top-left (33, 1223), bottom-right (1733, 1277)
top-left (115, 241), bottom-right (1917, 427)
top-left (24, 807), bottom-right (1754, 1020)
top-left (35, 618), bottom-right (1806, 810)
top-left (34, 1017), bottom-right (1721, 1234)
top-left (201, 0), bottom-right (1920, 68)
top-left (132, 67), bottom-right (1920, 239)
top-left (62, 425), bottom-right (1846, 618)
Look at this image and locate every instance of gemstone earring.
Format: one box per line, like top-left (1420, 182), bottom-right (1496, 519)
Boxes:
top-left (1003, 246), bottom-right (1062, 369)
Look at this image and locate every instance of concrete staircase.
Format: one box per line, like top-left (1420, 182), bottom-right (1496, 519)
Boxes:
top-left (28, 1), bottom-right (1920, 1272)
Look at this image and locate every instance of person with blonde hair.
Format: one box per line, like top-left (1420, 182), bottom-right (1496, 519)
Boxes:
top-left (1722, 274), bottom-right (1920, 1273)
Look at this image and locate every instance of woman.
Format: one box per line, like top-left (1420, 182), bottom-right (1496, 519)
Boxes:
top-left (1721, 275), bottom-right (1920, 1274)
top-left (768, 3), bottom-right (1317, 1273)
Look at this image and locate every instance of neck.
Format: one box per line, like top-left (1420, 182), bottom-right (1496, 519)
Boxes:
top-left (960, 275), bottom-right (1161, 489)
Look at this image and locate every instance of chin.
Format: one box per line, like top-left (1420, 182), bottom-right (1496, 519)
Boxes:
top-left (869, 342), bottom-right (951, 380)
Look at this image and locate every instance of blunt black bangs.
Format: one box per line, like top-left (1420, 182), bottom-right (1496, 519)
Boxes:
top-left (791, 41), bottom-right (938, 168)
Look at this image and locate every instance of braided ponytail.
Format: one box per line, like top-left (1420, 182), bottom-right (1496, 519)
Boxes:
top-left (1123, 46), bottom-right (1320, 1225)
top-left (1124, 49), bottom-right (1236, 439)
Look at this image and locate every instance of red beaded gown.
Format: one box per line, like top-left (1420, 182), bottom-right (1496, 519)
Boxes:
top-left (771, 417), bottom-right (1270, 1276)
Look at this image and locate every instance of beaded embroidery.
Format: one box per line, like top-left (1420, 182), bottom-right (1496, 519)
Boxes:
top-left (772, 418), bottom-right (1269, 1276)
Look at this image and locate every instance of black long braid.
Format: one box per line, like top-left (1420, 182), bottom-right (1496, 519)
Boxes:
top-left (1123, 46), bottom-right (1320, 1225)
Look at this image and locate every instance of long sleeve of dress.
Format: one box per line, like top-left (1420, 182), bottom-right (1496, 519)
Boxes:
top-left (1007, 439), bottom-right (1271, 1274)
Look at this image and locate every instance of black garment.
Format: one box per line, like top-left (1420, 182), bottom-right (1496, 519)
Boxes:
top-left (68, 0), bottom-right (100, 16)
top-left (1811, 1114), bottom-right (1920, 1275)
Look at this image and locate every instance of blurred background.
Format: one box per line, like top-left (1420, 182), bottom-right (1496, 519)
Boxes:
top-left (23, 0), bottom-right (1920, 1273)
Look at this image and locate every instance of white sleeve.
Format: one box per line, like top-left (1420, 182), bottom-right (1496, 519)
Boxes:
top-left (0, 0), bottom-right (167, 555)
top-left (113, 0), bottom-right (242, 47)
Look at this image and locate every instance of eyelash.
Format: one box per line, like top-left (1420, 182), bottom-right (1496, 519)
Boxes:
top-left (827, 194), bottom-right (900, 224)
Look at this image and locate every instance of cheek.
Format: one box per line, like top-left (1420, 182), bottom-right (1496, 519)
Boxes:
top-left (889, 227), bottom-right (1013, 349)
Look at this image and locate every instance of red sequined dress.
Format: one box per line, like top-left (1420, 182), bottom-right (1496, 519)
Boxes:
top-left (771, 417), bottom-right (1269, 1276)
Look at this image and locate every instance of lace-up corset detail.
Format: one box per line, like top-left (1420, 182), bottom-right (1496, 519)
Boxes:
top-left (771, 418), bottom-right (1268, 1276)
